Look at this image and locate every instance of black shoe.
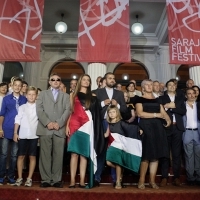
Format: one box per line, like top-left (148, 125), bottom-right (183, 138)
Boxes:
top-left (68, 184), bottom-right (76, 188)
top-left (187, 181), bottom-right (195, 186)
top-left (40, 182), bottom-right (51, 188)
top-left (79, 184), bottom-right (86, 188)
top-left (94, 180), bottom-right (100, 187)
top-left (195, 181), bottom-right (200, 186)
top-left (52, 182), bottom-right (63, 188)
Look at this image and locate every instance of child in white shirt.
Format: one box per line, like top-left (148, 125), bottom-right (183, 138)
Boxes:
top-left (13, 86), bottom-right (38, 187)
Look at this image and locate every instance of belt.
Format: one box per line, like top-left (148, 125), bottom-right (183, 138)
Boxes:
top-left (186, 128), bottom-right (198, 131)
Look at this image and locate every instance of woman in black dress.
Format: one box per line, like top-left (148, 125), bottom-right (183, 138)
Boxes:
top-left (135, 79), bottom-right (171, 189)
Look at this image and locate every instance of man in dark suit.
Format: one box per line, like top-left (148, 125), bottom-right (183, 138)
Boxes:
top-left (94, 72), bottom-right (129, 187)
top-left (159, 80), bottom-right (186, 187)
top-left (36, 73), bottom-right (70, 188)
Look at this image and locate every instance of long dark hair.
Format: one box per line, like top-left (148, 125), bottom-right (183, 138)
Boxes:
top-left (72, 74), bottom-right (92, 110)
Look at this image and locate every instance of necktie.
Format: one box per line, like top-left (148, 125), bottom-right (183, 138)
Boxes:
top-left (13, 96), bottom-right (19, 111)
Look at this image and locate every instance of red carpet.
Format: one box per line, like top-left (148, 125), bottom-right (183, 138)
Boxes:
top-left (1, 183), bottom-right (200, 200)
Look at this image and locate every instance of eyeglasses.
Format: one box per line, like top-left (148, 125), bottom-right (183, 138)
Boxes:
top-left (50, 79), bottom-right (61, 82)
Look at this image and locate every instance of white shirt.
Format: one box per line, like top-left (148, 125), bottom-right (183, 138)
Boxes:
top-left (0, 96), bottom-right (4, 111)
top-left (135, 90), bottom-right (142, 97)
top-left (101, 88), bottom-right (120, 119)
top-left (186, 102), bottom-right (198, 129)
top-left (15, 102), bottom-right (38, 139)
top-left (153, 92), bottom-right (160, 98)
top-left (168, 94), bottom-right (176, 123)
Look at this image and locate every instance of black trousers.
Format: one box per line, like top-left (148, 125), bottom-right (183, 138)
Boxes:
top-left (160, 125), bottom-right (183, 179)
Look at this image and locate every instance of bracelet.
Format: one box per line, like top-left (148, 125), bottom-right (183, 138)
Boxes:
top-left (0, 130), bottom-right (3, 132)
top-left (154, 113), bottom-right (157, 118)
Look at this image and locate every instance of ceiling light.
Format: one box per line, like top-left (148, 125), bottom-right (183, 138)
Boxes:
top-left (122, 74), bottom-right (129, 80)
top-left (131, 15), bottom-right (143, 35)
top-left (55, 13), bottom-right (67, 34)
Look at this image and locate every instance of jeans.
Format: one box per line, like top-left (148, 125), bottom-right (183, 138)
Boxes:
top-left (0, 138), bottom-right (18, 178)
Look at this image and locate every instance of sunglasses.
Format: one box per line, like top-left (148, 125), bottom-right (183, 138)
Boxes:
top-left (50, 79), bottom-right (61, 82)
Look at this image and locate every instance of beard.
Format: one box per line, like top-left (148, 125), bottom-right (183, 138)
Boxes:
top-left (106, 82), bottom-right (115, 88)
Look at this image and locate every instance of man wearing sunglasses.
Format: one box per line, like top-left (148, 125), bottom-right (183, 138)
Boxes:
top-left (36, 73), bottom-right (70, 188)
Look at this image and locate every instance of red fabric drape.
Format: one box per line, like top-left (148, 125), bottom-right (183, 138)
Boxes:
top-left (167, 0), bottom-right (200, 65)
top-left (0, 0), bottom-right (44, 61)
top-left (76, 0), bottom-right (131, 63)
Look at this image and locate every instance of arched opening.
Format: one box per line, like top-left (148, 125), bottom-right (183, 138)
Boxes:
top-left (3, 62), bottom-right (23, 83)
top-left (50, 58), bottom-right (85, 92)
top-left (113, 59), bottom-right (149, 90)
top-left (176, 65), bottom-right (189, 89)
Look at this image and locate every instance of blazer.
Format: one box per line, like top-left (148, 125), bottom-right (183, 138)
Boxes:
top-left (94, 88), bottom-right (129, 120)
top-left (158, 93), bottom-right (186, 131)
top-left (36, 89), bottom-right (70, 138)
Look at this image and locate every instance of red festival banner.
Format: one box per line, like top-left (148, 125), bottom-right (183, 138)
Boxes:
top-left (0, 0), bottom-right (44, 62)
top-left (167, 0), bottom-right (200, 65)
top-left (76, 0), bottom-right (131, 63)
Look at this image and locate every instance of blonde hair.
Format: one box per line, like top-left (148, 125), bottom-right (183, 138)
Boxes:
top-left (26, 86), bottom-right (38, 95)
top-left (106, 105), bottom-right (122, 123)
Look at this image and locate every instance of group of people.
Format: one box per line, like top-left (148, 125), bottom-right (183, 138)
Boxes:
top-left (0, 73), bottom-right (200, 190)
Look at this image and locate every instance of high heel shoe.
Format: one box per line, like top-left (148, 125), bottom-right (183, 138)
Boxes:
top-left (115, 182), bottom-right (122, 189)
top-left (149, 182), bottom-right (159, 189)
top-left (79, 184), bottom-right (86, 188)
top-left (68, 185), bottom-right (75, 188)
top-left (138, 182), bottom-right (145, 189)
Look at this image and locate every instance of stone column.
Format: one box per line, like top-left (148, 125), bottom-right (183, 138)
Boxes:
top-left (0, 63), bottom-right (4, 83)
top-left (189, 66), bottom-right (200, 87)
top-left (23, 62), bottom-right (41, 87)
top-left (156, 47), bottom-right (174, 83)
top-left (87, 63), bottom-right (107, 90)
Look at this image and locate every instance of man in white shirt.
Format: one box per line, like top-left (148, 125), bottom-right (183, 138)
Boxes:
top-left (94, 72), bottom-right (129, 187)
top-left (183, 88), bottom-right (200, 186)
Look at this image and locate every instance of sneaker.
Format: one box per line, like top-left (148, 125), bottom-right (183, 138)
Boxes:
top-left (14, 178), bottom-right (23, 186)
top-left (0, 177), bottom-right (4, 185)
top-left (25, 178), bottom-right (32, 187)
top-left (7, 177), bottom-right (16, 185)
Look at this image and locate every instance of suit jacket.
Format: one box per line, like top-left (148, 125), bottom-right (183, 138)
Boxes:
top-left (94, 88), bottom-right (129, 120)
top-left (36, 89), bottom-right (70, 138)
top-left (158, 93), bottom-right (186, 131)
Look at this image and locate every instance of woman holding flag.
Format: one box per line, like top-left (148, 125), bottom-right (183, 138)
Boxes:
top-left (66, 74), bottom-right (104, 189)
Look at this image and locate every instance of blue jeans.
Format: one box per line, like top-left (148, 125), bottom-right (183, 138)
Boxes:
top-left (0, 138), bottom-right (18, 178)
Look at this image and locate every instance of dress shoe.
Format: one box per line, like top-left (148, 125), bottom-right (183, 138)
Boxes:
top-left (196, 180), bottom-right (200, 186)
top-left (40, 182), bottom-right (51, 188)
top-left (160, 178), bottom-right (167, 187)
top-left (187, 181), bottom-right (195, 186)
top-left (52, 182), bottom-right (63, 188)
top-left (94, 180), bottom-right (100, 187)
top-left (173, 178), bottom-right (181, 186)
